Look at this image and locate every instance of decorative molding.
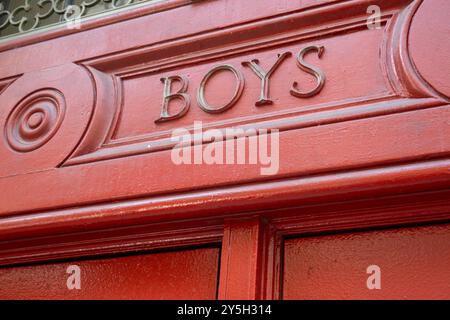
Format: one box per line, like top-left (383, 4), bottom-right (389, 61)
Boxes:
top-left (0, 76), bottom-right (18, 94)
top-left (0, 0), bottom-right (199, 52)
top-left (382, 0), bottom-right (448, 101)
top-left (406, 0), bottom-right (450, 100)
top-left (0, 0), bottom-right (152, 35)
top-left (0, 1), bottom-right (450, 296)
top-left (1, 0), bottom-right (449, 227)
top-left (0, 63), bottom-right (96, 177)
top-left (5, 88), bottom-right (66, 152)
top-left (2, 156), bottom-right (450, 241)
top-left (1, 1), bottom-right (448, 197)
top-left (0, 219), bottom-right (223, 266)
top-left (62, 0), bottom-right (448, 166)
top-left (64, 96), bottom-right (444, 166)
top-left (66, 65), bottom-right (119, 160)
top-left (1, 178), bottom-right (450, 271)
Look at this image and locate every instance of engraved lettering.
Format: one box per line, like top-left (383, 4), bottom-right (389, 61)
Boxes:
top-left (155, 45), bottom-right (328, 123)
top-left (155, 75), bottom-right (190, 123)
top-left (242, 52), bottom-right (291, 106)
top-left (197, 64), bottom-right (245, 114)
top-left (290, 45), bottom-right (326, 98)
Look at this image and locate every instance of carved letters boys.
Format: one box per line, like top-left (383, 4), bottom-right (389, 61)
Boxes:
top-left (155, 45), bottom-right (326, 123)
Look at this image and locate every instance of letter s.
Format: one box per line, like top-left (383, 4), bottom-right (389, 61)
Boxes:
top-left (290, 45), bottom-right (326, 98)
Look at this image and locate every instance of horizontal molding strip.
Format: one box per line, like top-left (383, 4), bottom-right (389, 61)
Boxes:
top-left (84, 0), bottom-right (404, 73)
top-left (65, 97), bottom-right (444, 166)
top-left (1, 157), bottom-right (450, 241)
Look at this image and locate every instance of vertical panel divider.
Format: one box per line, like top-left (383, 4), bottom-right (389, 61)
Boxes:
top-left (218, 216), bottom-right (282, 300)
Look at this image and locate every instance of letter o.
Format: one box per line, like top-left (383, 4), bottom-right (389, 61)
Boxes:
top-left (197, 64), bottom-right (245, 114)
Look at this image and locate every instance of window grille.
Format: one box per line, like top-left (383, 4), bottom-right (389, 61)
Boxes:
top-left (0, 0), bottom-right (152, 39)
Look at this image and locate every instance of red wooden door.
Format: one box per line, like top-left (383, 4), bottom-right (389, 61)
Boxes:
top-left (0, 0), bottom-right (449, 300)
top-left (0, 247), bottom-right (220, 300)
top-left (283, 223), bottom-right (450, 299)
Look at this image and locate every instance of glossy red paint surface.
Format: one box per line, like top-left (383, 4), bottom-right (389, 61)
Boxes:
top-left (283, 223), bottom-right (450, 299)
top-left (1, 0), bottom-right (450, 218)
top-left (0, 247), bottom-right (220, 300)
top-left (0, 0), bottom-right (449, 300)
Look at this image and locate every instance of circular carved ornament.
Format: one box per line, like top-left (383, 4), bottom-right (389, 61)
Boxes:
top-left (408, 0), bottom-right (450, 100)
top-left (0, 63), bottom-right (95, 178)
top-left (5, 89), bottom-right (66, 152)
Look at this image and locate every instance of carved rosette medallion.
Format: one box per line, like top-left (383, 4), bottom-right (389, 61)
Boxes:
top-left (0, 63), bottom-right (116, 178)
top-left (5, 89), bottom-right (66, 152)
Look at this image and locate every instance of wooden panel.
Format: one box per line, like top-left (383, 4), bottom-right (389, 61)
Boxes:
top-left (112, 28), bottom-right (387, 141)
top-left (0, 0), bottom-right (449, 301)
top-left (1, 0), bottom-right (450, 223)
top-left (283, 223), bottom-right (450, 299)
top-left (0, 247), bottom-right (220, 300)
top-left (219, 217), bottom-right (276, 300)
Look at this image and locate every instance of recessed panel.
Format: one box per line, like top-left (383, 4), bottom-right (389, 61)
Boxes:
top-left (0, 247), bottom-right (220, 300)
top-left (283, 224), bottom-right (450, 299)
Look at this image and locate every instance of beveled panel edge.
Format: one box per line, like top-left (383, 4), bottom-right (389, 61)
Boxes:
top-left (64, 97), bottom-right (445, 166)
top-left (64, 0), bottom-right (435, 166)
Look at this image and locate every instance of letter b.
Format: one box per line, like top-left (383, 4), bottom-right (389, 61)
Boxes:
top-left (155, 76), bottom-right (191, 123)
